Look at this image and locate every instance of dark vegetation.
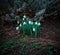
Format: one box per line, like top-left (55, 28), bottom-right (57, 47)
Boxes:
top-left (0, 0), bottom-right (60, 55)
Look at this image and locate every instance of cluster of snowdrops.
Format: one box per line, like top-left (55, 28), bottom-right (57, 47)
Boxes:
top-left (16, 15), bottom-right (42, 36)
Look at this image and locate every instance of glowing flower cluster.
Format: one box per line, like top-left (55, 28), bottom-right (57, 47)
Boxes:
top-left (23, 15), bottom-right (26, 20)
top-left (16, 15), bottom-right (42, 36)
top-left (35, 22), bottom-right (41, 26)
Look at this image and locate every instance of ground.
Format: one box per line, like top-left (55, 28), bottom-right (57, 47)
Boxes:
top-left (0, 18), bottom-right (60, 55)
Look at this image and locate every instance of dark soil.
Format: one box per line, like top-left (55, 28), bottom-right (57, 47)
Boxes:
top-left (0, 18), bottom-right (60, 55)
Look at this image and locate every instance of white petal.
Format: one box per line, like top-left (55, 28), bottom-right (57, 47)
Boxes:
top-left (20, 24), bottom-right (22, 27)
top-left (37, 23), bottom-right (41, 25)
top-left (23, 15), bottom-right (26, 18)
top-left (29, 21), bottom-right (33, 24)
top-left (29, 21), bottom-right (31, 24)
top-left (33, 28), bottom-right (35, 31)
top-left (17, 21), bottom-right (19, 24)
top-left (35, 22), bottom-right (38, 25)
top-left (16, 27), bottom-right (19, 30)
top-left (23, 22), bottom-right (26, 24)
top-left (23, 18), bottom-right (25, 20)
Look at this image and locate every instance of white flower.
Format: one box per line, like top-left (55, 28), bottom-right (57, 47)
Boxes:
top-left (23, 15), bottom-right (26, 18)
top-left (29, 21), bottom-right (31, 24)
top-left (20, 24), bottom-right (22, 27)
top-left (35, 22), bottom-right (38, 25)
top-left (23, 22), bottom-right (26, 25)
top-left (16, 27), bottom-right (19, 30)
top-left (29, 21), bottom-right (33, 24)
top-left (17, 21), bottom-right (19, 24)
top-left (23, 18), bottom-right (25, 20)
top-left (37, 23), bottom-right (41, 26)
top-left (33, 28), bottom-right (35, 31)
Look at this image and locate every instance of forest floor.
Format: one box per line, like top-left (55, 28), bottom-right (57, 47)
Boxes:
top-left (0, 18), bottom-right (60, 55)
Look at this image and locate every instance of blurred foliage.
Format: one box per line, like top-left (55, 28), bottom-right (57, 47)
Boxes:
top-left (0, 39), bottom-right (57, 55)
top-left (20, 35), bottom-right (28, 42)
top-left (0, 0), bottom-right (59, 21)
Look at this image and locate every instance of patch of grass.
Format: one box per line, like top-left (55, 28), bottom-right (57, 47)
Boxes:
top-left (0, 38), bottom-right (57, 55)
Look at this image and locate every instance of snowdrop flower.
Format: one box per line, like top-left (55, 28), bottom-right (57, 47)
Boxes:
top-left (37, 23), bottom-right (41, 26)
top-left (23, 22), bottom-right (26, 25)
top-left (17, 21), bottom-right (19, 24)
top-left (29, 21), bottom-right (31, 24)
top-left (33, 28), bottom-right (35, 31)
top-left (20, 24), bottom-right (22, 27)
top-left (29, 21), bottom-right (33, 24)
top-left (23, 18), bottom-right (25, 20)
top-left (16, 26), bottom-right (19, 30)
top-left (23, 15), bottom-right (26, 18)
top-left (35, 22), bottom-right (38, 25)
